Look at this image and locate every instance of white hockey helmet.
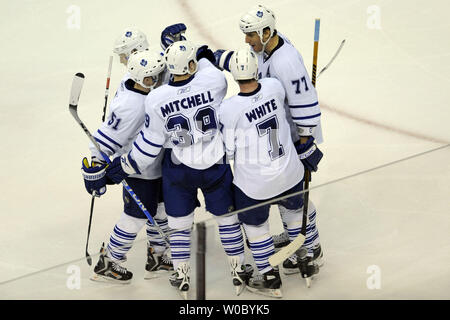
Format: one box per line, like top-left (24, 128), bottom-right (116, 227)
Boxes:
top-left (113, 28), bottom-right (149, 56)
top-left (229, 49), bottom-right (258, 81)
top-left (164, 40), bottom-right (198, 75)
top-left (239, 5), bottom-right (276, 45)
top-left (127, 50), bottom-right (166, 89)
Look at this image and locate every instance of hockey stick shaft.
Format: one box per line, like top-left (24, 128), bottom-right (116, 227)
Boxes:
top-left (84, 193), bottom-right (96, 265)
top-left (269, 19), bottom-right (320, 267)
top-left (101, 56), bottom-right (113, 122)
top-left (85, 57), bottom-right (114, 265)
top-left (317, 39), bottom-right (345, 79)
top-left (69, 73), bottom-right (169, 245)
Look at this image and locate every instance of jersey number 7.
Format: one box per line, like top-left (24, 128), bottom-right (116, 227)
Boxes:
top-left (256, 115), bottom-right (285, 161)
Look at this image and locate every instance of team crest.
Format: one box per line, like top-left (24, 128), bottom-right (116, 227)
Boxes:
top-left (125, 31), bottom-right (132, 37)
top-left (179, 45), bottom-right (186, 51)
top-left (256, 11), bottom-right (263, 18)
top-left (140, 59), bottom-right (148, 67)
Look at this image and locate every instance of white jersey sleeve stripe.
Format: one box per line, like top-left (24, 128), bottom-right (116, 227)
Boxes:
top-left (139, 131), bottom-right (163, 148)
top-left (94, 137), bottom-right (116, 153)
top-left (133, 141), bottom-right (159, 158)
top-left (292, 112), bottom-right (321, 120)
top-left (97, 129), bottom-right (123, 148)
top-left (289, 101), bottom-right (319, 108)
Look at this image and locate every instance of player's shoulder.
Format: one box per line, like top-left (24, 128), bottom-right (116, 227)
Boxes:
top-left (198, 59), bottom-right (226, 82)
top-left (146, 82), bottom-right (172, 102)
top-left (260, 77), bottom-right (284, 93)
top-left (271, 34), bottom-right (304, 66)
top-left (260, 77), bottom-right (282, 86)
top-left (111, 80), bottom-right (146, 112)
top-left (219, 95), bottom-right (241, 121)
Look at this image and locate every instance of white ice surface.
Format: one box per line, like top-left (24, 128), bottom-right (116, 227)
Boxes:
top-left (0, 0), bottom-right (449, 300)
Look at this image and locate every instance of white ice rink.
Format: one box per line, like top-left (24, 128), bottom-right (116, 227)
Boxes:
top-left (0, 0), bottom-right (449, 300)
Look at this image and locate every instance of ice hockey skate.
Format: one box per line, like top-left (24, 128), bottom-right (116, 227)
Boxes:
top-left (144, 246), bottom-right (174, 279)
top-left (90, 243), bottom-right (133, 284)
top-left (246, 267), bottom-right (282, 298)
top-left (296, 247), bottom-right (319, 288)
top-left (282, 244), bottom-right (324, 275)
top-left (228, 256), bottom-right (254, 295)
top-left (169, 262), bottom-right (190, 300)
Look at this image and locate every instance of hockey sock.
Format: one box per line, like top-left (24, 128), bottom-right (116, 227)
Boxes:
top-left (304, 201), bottom-right (320, 255)
top-left (146, 203), bottom-right (170, 254)
top-left (215, 215), bottom-right (245, 264)
top-left (243, 221), bottom-right (275, 274)
top-left (169, 229), bottom-right (191, 271)
top-left (106, 212), bottom-right (146, 262)
top-left (278, 206), bottom-right (302, 242)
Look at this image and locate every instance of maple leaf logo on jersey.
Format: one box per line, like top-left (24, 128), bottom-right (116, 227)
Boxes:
top-left (256, 11), bottom-right (263, 18)
top-left (140, 59), bottom-right (148, 67)
top-left (125, 31), bottom-right (132, 37)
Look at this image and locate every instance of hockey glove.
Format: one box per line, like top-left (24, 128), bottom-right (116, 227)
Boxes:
top-left (214, 49), bottom-right (234, 72)
top-left (160, 23), bottom-right (187, 50)
top-left (294, 137), bottom-right (323, 172)
top-left (196, 45), bottom-right (216, 64)
top-left (105, 153), bottom-right (141, 184)
top-left (81, 157), bottom-right (107, 197)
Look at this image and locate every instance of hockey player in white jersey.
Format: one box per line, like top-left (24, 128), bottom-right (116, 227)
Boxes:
top-left (216, 5), bottom-right (324, 275)
top-left (101, 40), bottom-right (252, 298)
top-left (219, 49), bottom-right (312, 297)
top-left (81, 32), bottom-right (173, 283)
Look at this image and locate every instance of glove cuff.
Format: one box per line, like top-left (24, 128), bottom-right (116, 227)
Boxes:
top-left (299, 144), bottom-right (317, 160)
top-left (120, 152), bottom-right (141, 175)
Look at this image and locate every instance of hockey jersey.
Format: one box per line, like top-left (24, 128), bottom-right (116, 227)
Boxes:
top-left (220, 77), bottom-right (304, 200)
top-left (257, 33), bottom-right (323, 144)
top-left (89, 72), bottom-right (168, 179)
top-left (130, 58), bottom-right (227, 171)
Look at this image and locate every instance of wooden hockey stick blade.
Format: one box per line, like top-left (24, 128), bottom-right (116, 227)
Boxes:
top-left (268, 233), bottom-right (306, 267)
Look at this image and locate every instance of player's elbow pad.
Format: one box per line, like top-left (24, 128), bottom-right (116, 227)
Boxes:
top-left (214, 50), bottom-right (234, 72)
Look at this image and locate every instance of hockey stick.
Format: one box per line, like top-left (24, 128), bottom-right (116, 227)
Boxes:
top-left (269, 19), bottom-right (320, 267)
top-left (84, 58), bottom-right (114, 266)
top-left (69, 73), bottom-right (170, 246)
top-left (317, 39), bottom-right (345, 79)
top-left (85, 194), bottom-right (96, 265)
top-left (102, 56), bottom-right (113, 122)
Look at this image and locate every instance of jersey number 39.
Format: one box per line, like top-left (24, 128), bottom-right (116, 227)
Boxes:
top-left (165, 106), bottom-right (217, 147)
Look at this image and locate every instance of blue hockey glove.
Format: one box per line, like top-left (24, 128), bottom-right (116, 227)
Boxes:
top-left (294, 137), bottom-right (323, 172)
top-left (196, 45), bottom-right (216, 64)
top-left (160, 23), bottom-right (187, 50)
top-left (81, 157), bottom-right (107, 196)
top-left (106, 153), bottom-right (141, 184)
top-left (214, 49), bottom-right (234, 72)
